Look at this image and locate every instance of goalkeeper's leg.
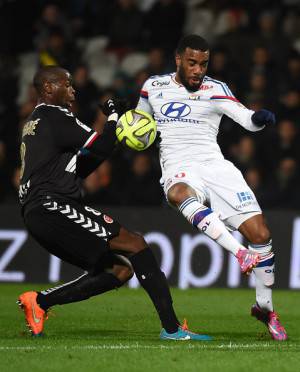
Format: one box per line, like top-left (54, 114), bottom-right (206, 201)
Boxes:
top-left (36, 255), bottom-right (133, 310)
top-left (18, 256), bottom-right (133, 336)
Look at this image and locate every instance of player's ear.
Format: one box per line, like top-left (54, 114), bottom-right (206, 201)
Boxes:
top-left (44, 81), bottom-right (53, 95)
top-left (175, 53), bottom-right (181, 68)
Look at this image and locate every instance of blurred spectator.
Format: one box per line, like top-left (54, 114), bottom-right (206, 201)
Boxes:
top-left (184, 0), bottom-right (216, 43)
top-left (208, 48), bottom-right (241, 93)
top-left (214, 6), bottom-right (251, 68)
top-left (282, 5), bottom-right (300, 42)
top-left (254, 10), bottom-right (290, 68)
top-left (248, 46), bottom-right (275, 86)
top-left (72, 64), bottom-right (101, 124)
top-left (34, 3), bottom-right (72, 50)
top-left (18, 84), bottom-right (38, 124)
top-left (263, 157), bottom-right (300, 209)
top-left (39, 29), bottom-right (80, 70)
top-left (0, 0), bottom-right (38, 53)
top-left (144, 48), bottom-right (169, 76)
top-left (259, 118), bottom-right (300, 172)
top-left (244, 167), bottom-right (268, 207)
top-left (145, 0), bottom-right (186, 54)
top-left (229, 136), bottom-right (258, 173)
top-left (277, 89), bottom-right (300, 122)
top-left (65, 0), bottom-right (112, 38)
top-left (244, 72), bottom-right (275, 110)
top-left (279, 50), bottom-right (300, 93)
top-left (107, 0), bottom-right (145, 58)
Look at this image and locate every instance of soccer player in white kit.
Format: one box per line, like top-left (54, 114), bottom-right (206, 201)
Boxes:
top-left (136, 35), bottom-right (287, 341)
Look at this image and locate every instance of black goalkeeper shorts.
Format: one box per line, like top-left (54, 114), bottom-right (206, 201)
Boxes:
top-left (23, 198), bottom-right (121, 271)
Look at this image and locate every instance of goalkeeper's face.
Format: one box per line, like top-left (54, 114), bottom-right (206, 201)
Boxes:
top-left (47, 71), bottom-right (75, 109)
top-left (176, 48), bottom-right (209, 92)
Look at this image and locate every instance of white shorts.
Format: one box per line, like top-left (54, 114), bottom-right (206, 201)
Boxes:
top-left (161, 159), bottom-right (262, 230)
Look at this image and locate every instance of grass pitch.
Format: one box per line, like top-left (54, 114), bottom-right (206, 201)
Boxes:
top-left (0, 284), bottom-right (299, 372)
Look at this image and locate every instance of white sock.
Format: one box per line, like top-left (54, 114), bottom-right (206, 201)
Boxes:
top-left (179, 197), bottom-right (245, 256)
top-left (249, 240), bottom-right (274, 312)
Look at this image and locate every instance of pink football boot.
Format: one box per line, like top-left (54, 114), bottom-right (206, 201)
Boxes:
top-left (251, 304), bottom-right (288, 341)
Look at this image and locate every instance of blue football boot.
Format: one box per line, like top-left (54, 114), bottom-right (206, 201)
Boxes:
top-left (160, 319), bottom-right (212, 341)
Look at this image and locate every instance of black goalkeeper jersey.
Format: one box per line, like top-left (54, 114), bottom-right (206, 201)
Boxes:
top-left (19, 103), bottom-right (100, 214)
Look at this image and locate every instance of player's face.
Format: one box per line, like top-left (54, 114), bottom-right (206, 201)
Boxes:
top-left (176, 48), bottom-right (209, 92)
top-left (50, 72), bottom-right (75, 109)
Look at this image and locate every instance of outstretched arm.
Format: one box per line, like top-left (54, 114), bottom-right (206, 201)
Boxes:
top-left (76, 99), bottom-right (127, 178)
top-left (211, 89), bottom-right (275, 131)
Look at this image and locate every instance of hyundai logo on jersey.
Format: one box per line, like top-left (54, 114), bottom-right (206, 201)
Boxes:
top-left (161, 102), bottom-right (191, 118)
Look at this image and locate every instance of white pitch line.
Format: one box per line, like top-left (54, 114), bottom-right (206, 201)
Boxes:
top-left (0, 343), bottom-right (299, 351)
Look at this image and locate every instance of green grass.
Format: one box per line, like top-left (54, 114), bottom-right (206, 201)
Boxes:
top-left (0, 284), bottom-right (299, 372)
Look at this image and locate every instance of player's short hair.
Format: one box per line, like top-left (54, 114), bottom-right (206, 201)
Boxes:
top-left (33, 66), bottom-right (67, 94)
top-left (176, 35), bottom-right (209, 55)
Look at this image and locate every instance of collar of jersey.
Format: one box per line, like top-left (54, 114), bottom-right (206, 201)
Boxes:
top-left (171, 73), bottom-right (183, 87)
top-left (34, 102), bottom-right (70, 113)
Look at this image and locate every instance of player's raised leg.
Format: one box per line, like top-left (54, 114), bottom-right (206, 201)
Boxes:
top-left (239, 214), bottom-right (287, 341)
top-left (108, 227), bottom-right (212, 341)
top-left (168, 182), bottom-right (260, 274)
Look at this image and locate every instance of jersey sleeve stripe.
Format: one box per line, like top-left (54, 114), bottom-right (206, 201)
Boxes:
top-left (210, 95), bottom-right (240, 102)
top-left (140, 90), bottom-right (149, 99)
top-left (204, 78), bottom-right (228, 95)
top-left (82, 131), bottom-right (99, 148)
top-left (223, 84), bottom-right (232, 96)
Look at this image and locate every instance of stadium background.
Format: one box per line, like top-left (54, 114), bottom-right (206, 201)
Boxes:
top-left (0, 0), bottom-right (300, 288)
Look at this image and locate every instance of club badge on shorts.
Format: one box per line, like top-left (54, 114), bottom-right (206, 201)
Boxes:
top-left (103, 214), bottom-right (114, 224)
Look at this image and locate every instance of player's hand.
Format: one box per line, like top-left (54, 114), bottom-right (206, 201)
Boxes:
top-left (251, 109), bottom-right (275, 127)
top-left (100, 98), bottom-right (129, 117)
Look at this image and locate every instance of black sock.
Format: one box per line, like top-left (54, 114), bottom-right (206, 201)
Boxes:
top-left (37, 272), bottom-right (122, 310)
top-left (129, 247), bottom-right (179, 333)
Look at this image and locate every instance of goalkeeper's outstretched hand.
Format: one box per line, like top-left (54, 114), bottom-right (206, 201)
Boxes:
top-left (251, 109), bottom-right (275, 127)
top-left (100, 98), bottom-right (130, 118)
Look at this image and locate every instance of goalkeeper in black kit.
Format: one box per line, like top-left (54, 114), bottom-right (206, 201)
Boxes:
top-left (17, 66), bottom-right (211, 341)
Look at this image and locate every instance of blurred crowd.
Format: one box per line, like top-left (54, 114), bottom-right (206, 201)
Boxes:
top-left (1, 0), bottom-right (300, 209)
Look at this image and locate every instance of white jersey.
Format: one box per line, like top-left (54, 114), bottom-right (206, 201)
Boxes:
top-left (136, 73), bottom-right (263, 171)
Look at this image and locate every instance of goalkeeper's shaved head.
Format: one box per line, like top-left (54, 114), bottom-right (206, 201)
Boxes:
top-left (33, 66), bottom-right (69, 95)
top-left (33, 65), bottom-right (75, 108)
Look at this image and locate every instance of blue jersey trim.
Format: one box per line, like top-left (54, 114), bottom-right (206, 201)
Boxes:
top-left (204, 77), bottom-right (229, 96)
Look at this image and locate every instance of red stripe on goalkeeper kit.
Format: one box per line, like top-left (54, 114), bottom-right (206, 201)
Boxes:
top-left (83, 132), bottom-right (99, 148)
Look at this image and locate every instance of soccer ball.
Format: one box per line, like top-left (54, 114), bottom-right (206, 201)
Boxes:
top-left (116, 109), bottom-right (157, 151)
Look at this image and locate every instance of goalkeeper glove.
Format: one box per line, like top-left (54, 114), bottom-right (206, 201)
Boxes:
top-left (100, 98), bottom-right (129, 118)
top-left (251, 109), bottom-right (275, 127)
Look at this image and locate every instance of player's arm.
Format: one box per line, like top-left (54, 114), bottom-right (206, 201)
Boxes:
top-left (76, 150), bottom-right (105, 179)
top-left (76, 99), bottom-right (129, 178)
top-left (211, 84), bottom-right (275, 131)
top-left (136, 80), bottom-right (154, 115)
top-left (50, 104), bottom-right (116, 155)
top-left (52, 99), bottom-right (126, 158)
